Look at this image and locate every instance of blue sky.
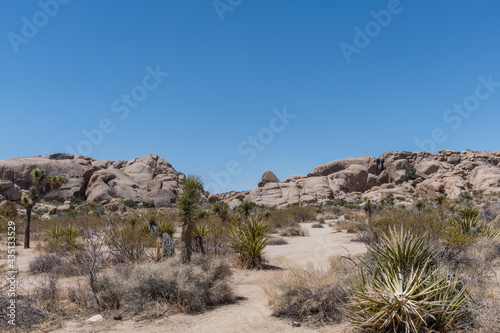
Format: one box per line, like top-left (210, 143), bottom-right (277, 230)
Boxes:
top-left (1, 1), bottom-right (500, 193)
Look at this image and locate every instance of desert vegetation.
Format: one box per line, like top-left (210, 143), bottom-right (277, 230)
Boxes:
top-left (1, 182), bottom-right (500, 332)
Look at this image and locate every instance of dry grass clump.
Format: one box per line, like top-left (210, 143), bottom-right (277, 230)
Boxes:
top-left (267, 205), bottom-right (318, 229)
top-left (70, 255), bottom-right (234, 314)
top-left (0, 274), bottom-right (62, 331)
top-left (267, 237), bottom-right (288, 245)
top-left (280, 225), bottom-right (307, 237)
top-left (311, 223), bottom-right (324, 228)
top-left (29, 254), bottom-right (71, 275)
top-left (315, 213), bottom-right (326, 223)
top-left (265, 258), bottom-right (353, 325)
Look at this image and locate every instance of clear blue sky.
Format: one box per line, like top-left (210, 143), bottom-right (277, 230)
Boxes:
top-left (1, 1), bottom-right (500, 193)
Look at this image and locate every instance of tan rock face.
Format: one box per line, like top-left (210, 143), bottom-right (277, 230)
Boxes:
top-left (0, 201), bottom-right (17, 218)
top-left (259, 170), bottom-right (280, 187)
top-left (0, 153), bottom-right (185, 207)
top-left (223, 150), bottom-right (500, 207)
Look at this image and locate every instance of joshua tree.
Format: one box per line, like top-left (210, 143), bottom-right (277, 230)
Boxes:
top-left (177, 175), bottom-right (203, 264)
top-left (363, 197), bottom-right (373, 218)
top-left (21, 168), bottom-right (68, 248)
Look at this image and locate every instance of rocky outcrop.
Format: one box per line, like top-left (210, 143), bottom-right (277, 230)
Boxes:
top-left (0, 153), bottom-right (185, 207)
top-left (0, 179), bottom-right (22, 201)
top-left (220, 150), bottom-right (500, 208)
top-left (3, 149), bottom-right (500, 210)
top-left (259, 170), bottom-right (280, 187)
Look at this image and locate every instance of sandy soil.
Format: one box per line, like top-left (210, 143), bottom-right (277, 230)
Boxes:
top-left (5, 223), bottom-right (366, 333)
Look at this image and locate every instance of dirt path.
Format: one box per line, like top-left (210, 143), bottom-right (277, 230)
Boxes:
top-left (48, 223), bottom-right (366, 333)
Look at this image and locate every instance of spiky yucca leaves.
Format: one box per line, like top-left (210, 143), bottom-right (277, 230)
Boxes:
top-left (346, 229), bottom-right (470, 333)
top-left (158, 220), bottom-right (176, 239)
top-left (226, 218), bottom-right (271, 269)
top-left (433, 194), bottom-right (447, 207)
top-left (64, 225), bottom-right (81, 249)
top-left (213, 201), bottom-right (231, 222)
top-left (238, 200), bottom-right (256, 217)
top-left (448, 206), bottom-right (499, 239)
top-left (177, 175), bottom-right (203, 264)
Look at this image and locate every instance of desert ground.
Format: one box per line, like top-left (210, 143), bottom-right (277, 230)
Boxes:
top-left (11, 223), bottom-right (365, 333)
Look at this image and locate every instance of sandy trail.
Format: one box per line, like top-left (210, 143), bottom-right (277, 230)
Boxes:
top-left (40, 223), bottom-right (366, 333)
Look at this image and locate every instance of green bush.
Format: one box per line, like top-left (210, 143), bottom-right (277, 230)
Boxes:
top-left (405, 164), bottom-right (417, 180)
top-left (124, 199), bottom-right (138, 209)
top-left (141, 200), bottom-right (155, 209)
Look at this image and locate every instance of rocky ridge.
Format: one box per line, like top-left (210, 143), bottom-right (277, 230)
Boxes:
top-left (219, 150), bottom-right (500, 208)
top-left (2, 150), bottom-right (500, 212)
top-left (0, 153), bottom-right (185, 208)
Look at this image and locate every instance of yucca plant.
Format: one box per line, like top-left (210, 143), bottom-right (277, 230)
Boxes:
top-left (64, 225), bottom-right (81, 249)
top-left (346, 228), bottom-right (470, 332)
top-left (213, 201), bottom-right (231, 222)
top-left (238, 200), bottom-right (256, 217)
top-left (226, 218), bottom-right (271, 269)
top-left (44, 225), bottom-right (65, 251)
top-left (448, 206), bottom-right (499, 239)
top-left (45, 225), bottom-right (64, 242)
top-left (158, 220), bottom-right (176, 239)
top-left (139, 222), bottom-right (151, 236)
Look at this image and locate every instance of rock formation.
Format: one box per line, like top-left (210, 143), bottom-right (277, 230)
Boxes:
top-left (219, 150), bottom-right (500, 208)
top-left (0, 153), bottom-right (185, 207)
top-left (2, 150), bottom-right (500, 211)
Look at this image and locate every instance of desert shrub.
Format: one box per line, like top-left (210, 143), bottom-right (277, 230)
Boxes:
top-left (280, 225), bottom-right (307, 237)
top-left (29, 254), bottom-right (68, 275)
top-left (141, 200), bottom-right (155, 208)
top-left (93, 273), bottom-right (123, 310)
top-left (315, 213), bottom-right (325, 223)
top-left (267, 237), bottom-right (288, 245)
top-left (405, 164), bottom-right (417, 180)
top-left (266, 205), bottom-right (317, 230)
top-left (346, 229), bottom-right (470, 333)
top-left (265, 261), bottom-right (351, 325)
top-left (91, 256), bottom-right (234, 314)
top-left (226, 218), bottom-right (271, 269)
top-left (105, 217), bottom-right (151, 263)
top-left (124, 199), bottom-right (138, 209)
top-left (311, 223), bottom-right (324, 228)
top-left (364, 207), bottom-right (447, 246)
top-left (0, 274), bottom-right (61, 330)
top-left (326, 198), bottom-right (361, 209)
